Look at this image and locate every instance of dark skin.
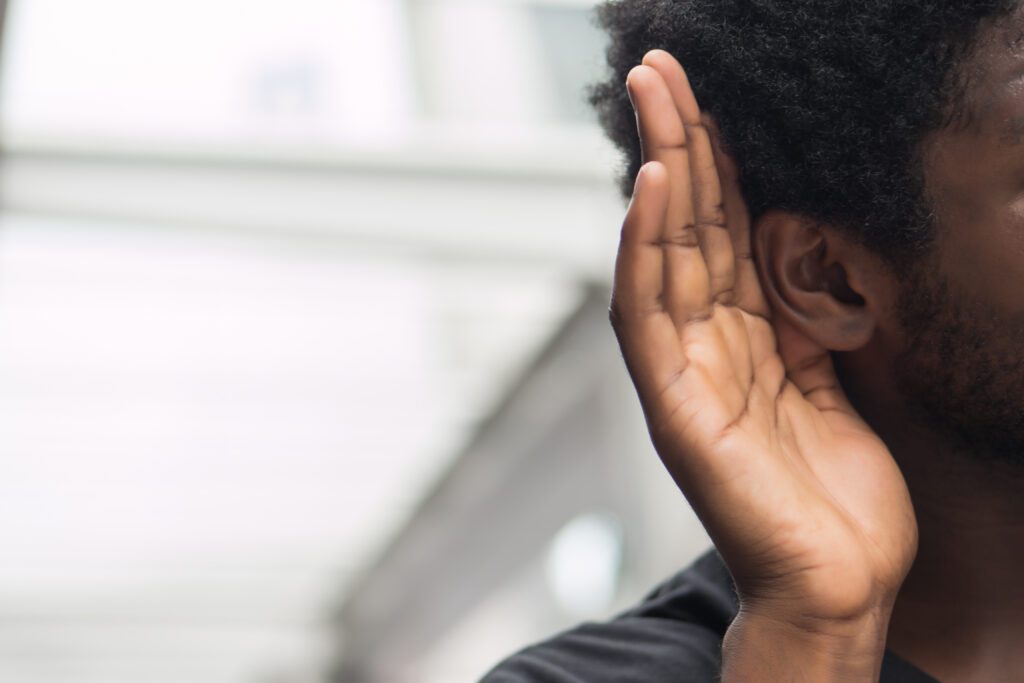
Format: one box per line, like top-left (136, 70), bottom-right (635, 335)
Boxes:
top-left (614, 12), bottom-right (1024, 682)
top-left (850, 21), bottom-right (1024, 680)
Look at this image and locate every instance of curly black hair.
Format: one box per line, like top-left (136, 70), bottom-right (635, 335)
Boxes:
top-left (589, 0), bottom-right (1018, 261)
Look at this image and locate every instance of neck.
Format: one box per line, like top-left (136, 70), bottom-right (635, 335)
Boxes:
top-left (830, 329), bottom-right (1024, 681)
top-left (885, 433), bottom-right (1024, 681)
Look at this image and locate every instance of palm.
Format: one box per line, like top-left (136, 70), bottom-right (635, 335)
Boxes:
top-left (613, 51), bottom-right (917, 621)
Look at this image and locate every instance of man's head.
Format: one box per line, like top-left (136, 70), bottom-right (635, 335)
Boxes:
top-left (591, 0), bottom-right (1018, 259)
top-left (591, 1), bottom-right (1024, 467)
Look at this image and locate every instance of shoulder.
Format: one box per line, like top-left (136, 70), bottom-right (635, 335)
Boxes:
top-left (479, 548), bottom-right (738, 683)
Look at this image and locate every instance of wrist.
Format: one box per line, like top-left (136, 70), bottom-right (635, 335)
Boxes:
top-left (721, 604), bottom-right (893, 682)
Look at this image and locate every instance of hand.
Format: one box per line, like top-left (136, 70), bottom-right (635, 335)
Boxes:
top-left (611, 50), bottom-right (918, 633)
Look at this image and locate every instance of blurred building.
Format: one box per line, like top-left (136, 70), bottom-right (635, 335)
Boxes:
top-left (335, 286), bottom-right (711, 683)
top-left (0, 2), bottom-right (710, 682)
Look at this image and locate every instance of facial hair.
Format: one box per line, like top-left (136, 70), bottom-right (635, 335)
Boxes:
top-left (894, 265), bottom-right (1024, 468)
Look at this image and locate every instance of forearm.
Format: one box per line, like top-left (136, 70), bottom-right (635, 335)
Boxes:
top-left (720, 607), bottom-right (891, 682)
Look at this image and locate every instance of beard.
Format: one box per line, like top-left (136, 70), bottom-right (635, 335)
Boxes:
top-left (893, 264), bottom-right (1024, 469)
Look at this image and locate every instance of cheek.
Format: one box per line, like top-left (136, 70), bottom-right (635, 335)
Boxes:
top-left (935, 193), bottom-right (1024, 315)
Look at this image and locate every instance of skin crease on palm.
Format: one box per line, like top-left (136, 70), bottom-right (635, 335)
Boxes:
top-left (614, 10), bottom-right (1024, 682)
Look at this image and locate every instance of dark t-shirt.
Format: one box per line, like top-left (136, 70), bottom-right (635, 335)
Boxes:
top-left (481, 548), bottom-right (937, 682)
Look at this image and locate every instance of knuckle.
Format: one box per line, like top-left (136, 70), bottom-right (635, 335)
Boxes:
top-left (659, 224), bottom-right (700, 248)
top-left (701, 204), bottom-right (728, 227)
top-left (713, 290), bottom-right (736, 306)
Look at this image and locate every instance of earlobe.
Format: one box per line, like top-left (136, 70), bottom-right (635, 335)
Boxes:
top-left (754, 211), bottom-right (876, 352)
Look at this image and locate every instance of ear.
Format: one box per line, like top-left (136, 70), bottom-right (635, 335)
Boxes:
top-left (753, 210), bottom-right (880, 352)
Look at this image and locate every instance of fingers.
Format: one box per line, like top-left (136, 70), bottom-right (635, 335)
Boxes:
top-left (612, 161), bottom-right (669, 322)
top-left (641, 50), bottom-right (700, 122)
top-left (709, 121), bottom-right (771, 317)
top-left (611, 162), bottom-right (694, 406)
top-left (774, 317), bottom-right (855, 415)
top-left (642, 50), bottom-right (734, 306)
top-left (628, 63), bottom-right (686, 169)
top-left (626, 64), bottom-right (711, 324)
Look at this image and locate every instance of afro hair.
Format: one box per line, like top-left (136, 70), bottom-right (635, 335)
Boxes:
top-left (589, 0), bottom-right (1019, 261)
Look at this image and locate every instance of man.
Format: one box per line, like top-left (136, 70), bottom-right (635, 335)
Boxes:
top-left (483, 1), bottom-right (1024, 681)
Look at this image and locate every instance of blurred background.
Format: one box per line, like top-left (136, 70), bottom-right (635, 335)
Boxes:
top-left (0, 1), bottom-right (711, 681)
